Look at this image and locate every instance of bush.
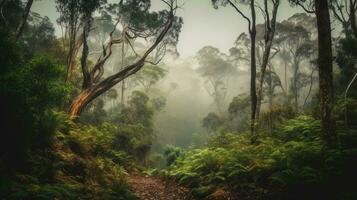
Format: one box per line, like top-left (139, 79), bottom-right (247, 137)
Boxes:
top-left (0, 54), bottom-right (71, 170)
top-left (165, 115), bottom-right (357, 200)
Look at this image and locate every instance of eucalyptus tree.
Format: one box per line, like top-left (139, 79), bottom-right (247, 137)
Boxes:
top-left (330, 0), bottom-right (357, 126)
top-left (330, 0), bottom-right (357, 39)
top-left (212, 0), bottom-right (258, 135)
top-left (274, 16), bottom-right (316, 110)
top-left (196, 46), bottom-right (235, 114)
top-left (67, 0), bottom-right (182, 119)
top-left (56, 0), bottom-right (86, 82)
top-left (290, 0), bottom-right (337, 147)
top-left (262, 62), bottom-right (285, 109)
top-left (255, 0), bottom-right (280, 119)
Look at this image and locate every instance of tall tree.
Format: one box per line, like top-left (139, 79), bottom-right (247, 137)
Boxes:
top-left (68, 0), bottom-right (182, 119)
top-left (196, 46), bottom-right (235, 114)
top-left (212, 0), bottom-right (258, 136)
top-left (56, 0), bottom-right (85, 82)
top-left (316, 0), bottom-right (337, 147)
top-left (330, 0), bottom-right (357, 39)
top-left (256, 0), bottom-right (280, 119)
top-left (290, 0), bottom-right (338, 147)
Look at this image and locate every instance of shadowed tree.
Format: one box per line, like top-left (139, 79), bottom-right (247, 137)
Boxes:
top-left (330, 0), bottom-right (357, 39)
top-left (330, 0), bottom-right (357, 126)
top-left (0, 0), bottom-right (39, 40)
top-left (15, 0), bottom-right (34, 40)
top-left (290, 0), bottom-right (338, 147)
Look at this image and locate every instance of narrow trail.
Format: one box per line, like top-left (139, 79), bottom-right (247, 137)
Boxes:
top-left (126, 174), bottom-right (193, 200)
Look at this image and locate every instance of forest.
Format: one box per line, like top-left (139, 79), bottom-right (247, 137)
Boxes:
top-left (0, 0), bottom-right (356, 199)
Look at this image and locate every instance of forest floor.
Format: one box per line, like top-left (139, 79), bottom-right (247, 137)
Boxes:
top-left (126, 173), bottom-right (193, 200)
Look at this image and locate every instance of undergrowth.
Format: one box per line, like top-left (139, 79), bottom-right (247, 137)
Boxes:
top-left (164, 115), bottom-right (357, 200)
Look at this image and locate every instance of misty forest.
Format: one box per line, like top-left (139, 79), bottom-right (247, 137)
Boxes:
top-left (1, 0), bottom-right (357, 199)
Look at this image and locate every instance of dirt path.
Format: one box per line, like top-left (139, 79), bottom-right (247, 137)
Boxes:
top-left (126, 174), bottom-right (193, 200)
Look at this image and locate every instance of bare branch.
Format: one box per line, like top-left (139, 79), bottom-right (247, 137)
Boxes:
top-left (296, 1), bottom-right (315, 14)
top-left (227, 0), bottom-right (252, 32)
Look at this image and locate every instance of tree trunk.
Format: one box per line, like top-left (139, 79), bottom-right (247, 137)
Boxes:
top-left (284, 59), bottom-right (288, 104)
top-left (121, 42), bottom-right (126, 106)
top-left (121, 80), bottom-right (125, 106)
top-left (15, 0), bottom-right (33, 40)
top-left (256, 0), bottom-right (280, 119)
top-left (303, 66), bottom-right (317, 108)
top-left (69, 88), bottom-right (95, 118)
top-left (65, 32), bottom-right (82, 82)
top-left (293, 60), bottom-right (299, 111)
top-left (315, 0), bottom-right (338, 148)
top-left (350, 0), bottom-right (357, 39)
top-left (250, 0), bottom-right (257, 138)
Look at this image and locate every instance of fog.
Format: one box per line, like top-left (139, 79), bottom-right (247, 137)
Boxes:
top-left (31, 0), bottom-right (320, 149)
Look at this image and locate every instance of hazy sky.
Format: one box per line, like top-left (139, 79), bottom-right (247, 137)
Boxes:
top-left (32, 0), bottom-right (302, 58)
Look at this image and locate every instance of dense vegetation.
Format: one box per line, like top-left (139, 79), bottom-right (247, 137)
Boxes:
top-left (0, 0), bottom-right (357, 200)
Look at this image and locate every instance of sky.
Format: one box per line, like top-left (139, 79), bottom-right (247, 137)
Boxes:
top-left (32, 0), bottom-right (302, 59)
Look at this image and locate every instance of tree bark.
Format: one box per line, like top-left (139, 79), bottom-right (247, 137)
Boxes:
top-left (250, 0), bottom-right (257, 137)
top-left (65, 32), bottom-right (82, 82)
top-left (121, 42), bottom-right (126, 106)
top-left (15, 0), bottom-right (33, 40)
top-left (69, 59), bottom-right (145, 119)
top-left (349, 0), bottom-right (357, 39)
top-left (315, 0), bottom-right (338, 148)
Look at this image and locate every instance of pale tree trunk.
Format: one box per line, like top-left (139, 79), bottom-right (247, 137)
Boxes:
top-left (315, 0), bottom-right (338, 148)
top-left (15, 0), bottom-right (33, 40)
top-left (65, 12), bottom-right (82, 82)
top-left (69, 61), bottom-right (145, 118)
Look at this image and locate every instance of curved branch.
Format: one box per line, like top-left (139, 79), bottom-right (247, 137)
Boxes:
top-left (227, 0), bottom-right (252, 31)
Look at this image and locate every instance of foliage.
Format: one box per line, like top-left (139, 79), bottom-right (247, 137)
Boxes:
top-left (196, 46), bottom-right (235, 113)
top-left (0, 49), bottom-right (71, 169)
top-left (164, 145), bottom-right (183, 166)
top-left (202, 112), bottom-right (223, 132)
top-left (0, 116), bottom-right (138, 200)
top-left (165, 115), bottom-right (357, 199)
top-left (0, 26), bottom-right (137, 199)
